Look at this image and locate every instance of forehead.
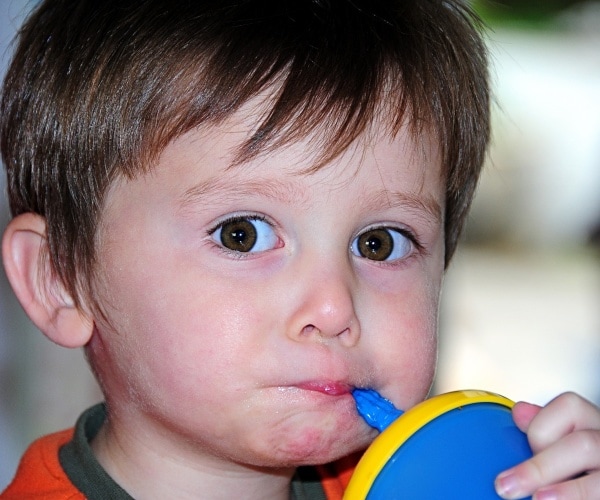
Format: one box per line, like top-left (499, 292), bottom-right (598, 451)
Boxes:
top-left (171, 109), bottom-right (439, 177)
top-left (170, 88), bottom-right (441, 177)
top-left (160, 108), bottom-right (445, 222)
top-left (102, 94), bottom-right (444, 227)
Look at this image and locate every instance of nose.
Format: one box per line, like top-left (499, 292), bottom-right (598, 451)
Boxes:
top-left (286, 261), bottom-right (360, 347)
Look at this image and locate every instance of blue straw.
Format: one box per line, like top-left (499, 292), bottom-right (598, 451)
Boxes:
top-left (352, 388), bottom-right (404, 432)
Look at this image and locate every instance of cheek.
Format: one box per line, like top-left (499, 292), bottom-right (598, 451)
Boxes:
top-left (365, 274), bottom-right (440, 406)
top-left (93, 251), bottom-right (267, 396)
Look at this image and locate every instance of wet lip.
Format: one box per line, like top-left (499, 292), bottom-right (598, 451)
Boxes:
top-left (296, 381), bottom-right (353, 396)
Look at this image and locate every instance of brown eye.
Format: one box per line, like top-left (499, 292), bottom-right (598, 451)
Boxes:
top-left (212, 217), bottom-right (278, 253)
top-left (356, 229), bottom-right (394, 261)
top-left (352, 227), bottom-right (413, 262)
top-left (219, 219), bottom-right (257, 252)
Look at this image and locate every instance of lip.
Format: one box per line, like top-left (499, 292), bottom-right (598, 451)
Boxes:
top-left (296, 381), bottom-right (354, 396)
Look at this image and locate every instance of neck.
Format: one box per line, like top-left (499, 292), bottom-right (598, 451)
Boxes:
top-left (91, 414), bottom-right (295, 500)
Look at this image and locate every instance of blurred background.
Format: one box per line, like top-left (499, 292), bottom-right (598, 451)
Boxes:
top-left (1, 0), bottom-right (599, 489)
top-left (436, 0), bottom-right (600, 403)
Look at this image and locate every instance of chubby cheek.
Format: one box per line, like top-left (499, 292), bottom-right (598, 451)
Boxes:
top-left (93, 253), bottom-right (278, 421)
top-left (91, 265), bottom-right (206, 402)
top-left (109, 302), bottom-right (235, 402)
top-left (369, 282), bottom-right (440, 409)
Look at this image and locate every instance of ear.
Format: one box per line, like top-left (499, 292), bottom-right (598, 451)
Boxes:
top-left (2, 213), bottom-right (94, 348)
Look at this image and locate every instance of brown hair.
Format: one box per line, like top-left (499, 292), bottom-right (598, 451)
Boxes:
top-left (1, 0), bottom-right (489, 306)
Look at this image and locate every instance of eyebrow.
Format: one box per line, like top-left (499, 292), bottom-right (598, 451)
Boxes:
top-left (178, 176), bottom-right (311, 212)
top-left (178, 176), bottom-right (442, 227)
top-left (362, 189), bottom-right (443, 227)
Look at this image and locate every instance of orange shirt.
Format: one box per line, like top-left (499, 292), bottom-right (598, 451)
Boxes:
top-left (1, 429), bottom-right (85, 499)
top-left (316, 455), bottom-right (358, 499)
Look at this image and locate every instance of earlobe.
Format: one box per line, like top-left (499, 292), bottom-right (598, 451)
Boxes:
top-left (2, 213), bottom-right (94, 348)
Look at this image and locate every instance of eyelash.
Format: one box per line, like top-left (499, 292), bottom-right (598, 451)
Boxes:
top-left (207, 214), bottom-right (269, 234)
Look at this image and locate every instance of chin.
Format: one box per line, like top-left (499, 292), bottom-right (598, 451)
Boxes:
top-left (261, 422), bottom-right (377, 467)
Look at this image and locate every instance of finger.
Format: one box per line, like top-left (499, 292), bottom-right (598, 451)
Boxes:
top-left (532, 471), bottom-right (600, 500)
top-left (527, 392), bottom-right (600, 453)
top-left (496, 430), bottom-right (600, 499)
top-left (512, 401), bottom-right (542, 433)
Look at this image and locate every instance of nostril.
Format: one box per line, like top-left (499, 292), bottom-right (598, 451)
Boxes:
top-left (299, 324), bottom-right (356, 342)
top-left (338, 327), bottom-right (351, 338)
top-left (300, 324), bottom-right (319, 336)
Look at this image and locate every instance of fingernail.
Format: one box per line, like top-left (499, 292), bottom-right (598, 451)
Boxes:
top-left (495, 470), bottom-right (523, 499)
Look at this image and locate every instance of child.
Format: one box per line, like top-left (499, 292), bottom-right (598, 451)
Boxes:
top-left (1, 1), bottom-right (599, 498)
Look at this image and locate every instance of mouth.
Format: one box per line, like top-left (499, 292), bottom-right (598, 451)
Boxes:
top-left (295, 381), bottom-right (354, 396)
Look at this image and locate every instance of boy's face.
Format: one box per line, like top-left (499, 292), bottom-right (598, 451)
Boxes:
top-left (89, 111), bottom-right (445, 470)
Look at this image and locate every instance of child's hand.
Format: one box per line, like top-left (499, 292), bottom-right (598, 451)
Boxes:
top-left (495, 392), bottom-right (600, 499)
